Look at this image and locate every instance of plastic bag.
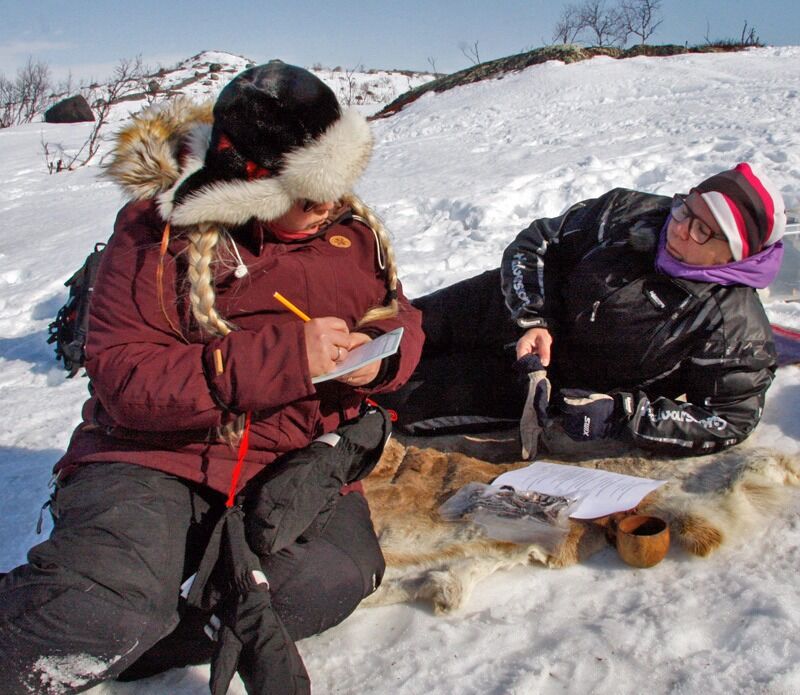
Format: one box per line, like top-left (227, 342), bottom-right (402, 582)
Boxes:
top-left (438, 482), bottom-right (579, 553)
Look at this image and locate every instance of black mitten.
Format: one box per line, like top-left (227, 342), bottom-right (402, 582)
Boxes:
top-left (558, 389), bottom-right (634, 441)
top-left (193, 507), bottom-right (310, 695)
top-left (244, 404), bottom-right (391, 556)
top-left (211, 586), bottom-right (309, 695)
top-left (332, 403), bottom-right (393, 483)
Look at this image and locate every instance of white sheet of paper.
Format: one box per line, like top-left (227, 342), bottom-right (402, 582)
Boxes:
top-left (311, 327), bottom-right (404, 384)
top-left (492, 461), bottom-right (667, 520)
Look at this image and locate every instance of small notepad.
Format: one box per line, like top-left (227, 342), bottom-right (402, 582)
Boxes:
top-left (311, 327), bottom-right (404, 384)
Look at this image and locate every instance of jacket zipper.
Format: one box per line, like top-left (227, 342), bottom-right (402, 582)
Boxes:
top-left (637, 279), bottom-right (703, 367)
top-left (589, 300), bottom-right (600, 322)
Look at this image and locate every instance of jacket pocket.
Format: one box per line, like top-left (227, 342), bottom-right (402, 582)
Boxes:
top-left (249, 399), bottom-right (322, 454)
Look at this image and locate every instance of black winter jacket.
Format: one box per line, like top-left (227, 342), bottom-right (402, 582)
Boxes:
top-left (500, 188), bottom-right (777, 454)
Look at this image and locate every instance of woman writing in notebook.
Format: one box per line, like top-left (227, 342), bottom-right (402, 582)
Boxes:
top-left (0, 61), bottom-right (423, 694)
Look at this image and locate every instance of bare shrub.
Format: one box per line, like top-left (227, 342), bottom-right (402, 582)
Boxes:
top-left (552, 4), bottom-right (586, 44)
top-left (459, 41), bottom-right (481, 66)
top-left (0, 58), bottom-right (53, 128)
top-left (740, 20), bottom-right (761, 46)
top-left (342, 63), bottom-right (364, 106)
top-left (620, 0), bottom-right (663, 45)
top-left (703, 19), bottom-right (763, 48)
top-left (43, 56), bottom-right (148, 172)
top-left (579, 0), bottom-right (627, 47)
top-left (0, 75), bottom-right (16, 128)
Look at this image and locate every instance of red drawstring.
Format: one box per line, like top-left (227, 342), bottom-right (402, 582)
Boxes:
top-left (365, 397), bottom-right (398, 422)
top-left (225, 411), bottom-right (252, 508)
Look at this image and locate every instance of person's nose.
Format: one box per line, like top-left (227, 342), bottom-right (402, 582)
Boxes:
top-left (672, 217), bottom-right (691, 240)
top-left (313, 201), bottom-right (335, 213)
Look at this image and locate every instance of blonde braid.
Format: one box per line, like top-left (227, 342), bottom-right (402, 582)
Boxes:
top-left (342, 193), bottom-right (400, 325)
top-left (186, 224), bottom-right (233, 337)
top-left (185, 224), bottom-right (245, 444)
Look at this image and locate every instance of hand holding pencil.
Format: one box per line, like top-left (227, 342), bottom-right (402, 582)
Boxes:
top-left (274, 292), bottom-right (380, 385)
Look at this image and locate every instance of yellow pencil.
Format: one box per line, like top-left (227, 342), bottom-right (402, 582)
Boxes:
top-left (273, 291), bottom-right (312, 322)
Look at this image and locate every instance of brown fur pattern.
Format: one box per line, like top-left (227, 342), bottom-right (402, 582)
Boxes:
top-left (103, 96), bottom-right (373, 228)
top-left (104, 98), bottom-right (213, 201)
top-left (363, 435), bottom-right (800, 613)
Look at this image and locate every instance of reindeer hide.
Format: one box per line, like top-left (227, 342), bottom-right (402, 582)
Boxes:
top-left (362, 434), bottom-right (800, 614)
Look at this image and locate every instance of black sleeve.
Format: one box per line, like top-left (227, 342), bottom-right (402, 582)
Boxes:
top-left (623, 334), bottom-right (777, 455)
top-left (500, 189), bottom-right (670, 328)
top-left (500, 191), bottom-right (616, 327)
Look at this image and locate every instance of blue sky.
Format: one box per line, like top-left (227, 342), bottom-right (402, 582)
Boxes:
top-left (1, 0), bottom-right (798, 81)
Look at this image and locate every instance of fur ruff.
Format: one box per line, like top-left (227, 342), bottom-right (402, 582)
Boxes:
top-left (363, 436), bottom-right (800, 614)
top-left (105, 99), bottom-right (373, 226)
top-left (105, 98), bottom-right (213, 202)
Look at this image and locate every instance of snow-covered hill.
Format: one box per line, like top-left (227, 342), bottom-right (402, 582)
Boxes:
top-left (83, 50), bottom-right (435, 116)
top-left (1, 46), bottom-right (799, 695)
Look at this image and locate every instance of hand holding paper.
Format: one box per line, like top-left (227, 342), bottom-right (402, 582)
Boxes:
top-left (271, 292), bottom-right (404, 387)
top-left (312, 328), bottom-right (404, 384)
top-left (334, 331), bottom-right (383, 386)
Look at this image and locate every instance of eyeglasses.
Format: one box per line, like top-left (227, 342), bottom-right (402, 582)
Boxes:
top-left (300, 199), bottom-right (322, 213)
top-left (670, 194), bottom-right (728, 245)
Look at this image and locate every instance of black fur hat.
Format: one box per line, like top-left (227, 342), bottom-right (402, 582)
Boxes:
top-left (161, 61), bottom-right (373, 227)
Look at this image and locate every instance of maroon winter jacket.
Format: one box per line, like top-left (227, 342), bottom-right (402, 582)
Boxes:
top-left (55, 200), bottom-right (424, 495)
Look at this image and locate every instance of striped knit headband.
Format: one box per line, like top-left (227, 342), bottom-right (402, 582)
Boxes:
top-left (694, 162), bottom-right (786, 261)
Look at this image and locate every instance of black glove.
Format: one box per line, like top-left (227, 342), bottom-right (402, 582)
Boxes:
top-left (513, 354), bottom-right (551, 459)
top-left (211, 586), bottom-right (309, 695)
top-left (557, 389), bottom-right (634, 441)
top-left (185, 507), bottom-right (310, 695)
top-left (211, 567), bottom-right (309, 695)
top-left (332, 403), bottom-right (393, 483)
top-left (244, 403), bottom-right (392, 556)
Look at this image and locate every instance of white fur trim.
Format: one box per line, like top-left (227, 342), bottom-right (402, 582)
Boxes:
top-left (166, 107), bottom-right (373, 226)
top-left (280, 108), bottom-right (373, 202)
top-left (168, 177), bottom-right (295, 227)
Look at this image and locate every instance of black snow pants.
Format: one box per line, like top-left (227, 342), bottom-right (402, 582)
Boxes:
top-left (376, 268), bottom-right (528, 434)
top-left (0, 462), bottom-right (384, 694)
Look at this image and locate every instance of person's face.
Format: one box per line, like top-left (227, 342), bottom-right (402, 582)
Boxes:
top-left (272, 199), bottom-right (336, 234)
top-left (665, 191), bottom-right (734, 266)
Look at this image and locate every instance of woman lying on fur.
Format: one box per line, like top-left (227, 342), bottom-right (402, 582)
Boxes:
top-left (380, 163), bottom-right (786, 456)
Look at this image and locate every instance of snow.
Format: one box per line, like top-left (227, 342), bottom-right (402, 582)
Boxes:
top-left (31, 653), bottom-right (125, 694)
top-left (132, 50), bottom-right (435, 112)
top-left (1, 46), bottom-right (799, 694)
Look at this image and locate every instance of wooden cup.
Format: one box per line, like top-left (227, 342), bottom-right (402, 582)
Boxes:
top-left (614, 514), bottom-right (670, 568)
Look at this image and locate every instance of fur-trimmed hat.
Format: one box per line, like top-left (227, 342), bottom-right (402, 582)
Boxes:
top-left (695, 162), bottom-right (786, 261)
top-left (159, 61), bottom-right (373, 227)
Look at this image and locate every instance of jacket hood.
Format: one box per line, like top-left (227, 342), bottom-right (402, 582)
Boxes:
top-left (105, 98), bottom-right (214, 205)
top-left (104, 97), bottom-right (373, 227)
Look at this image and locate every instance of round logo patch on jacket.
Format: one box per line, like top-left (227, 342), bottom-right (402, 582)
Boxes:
top-left (329, 235), bottom-right (352, 249)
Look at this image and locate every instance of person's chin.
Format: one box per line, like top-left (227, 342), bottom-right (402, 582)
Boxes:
top-left (304, 218), bottom-right (328, 232)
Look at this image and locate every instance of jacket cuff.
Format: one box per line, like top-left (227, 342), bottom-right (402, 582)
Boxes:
top-left (202, 322), bottom-right (315, 412)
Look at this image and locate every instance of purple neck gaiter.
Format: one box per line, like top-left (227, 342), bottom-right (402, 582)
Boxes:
top-left (655, 220), bottom-right (784, 289)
